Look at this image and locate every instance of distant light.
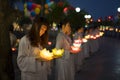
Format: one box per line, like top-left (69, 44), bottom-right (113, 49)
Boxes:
top-left (87, 15), bottom-right (91, 18)
top-left (63, 7), bottom-right (68, 13)
top-left (75, 7), bottom-right (81, 12)
top-left (84, 15), bottom-right (91, 19)
top-left (117, 7), bottom-right (120, 12)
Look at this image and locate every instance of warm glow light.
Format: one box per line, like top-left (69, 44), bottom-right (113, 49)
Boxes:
top-left (52, 48), bottom-right (64, 58)
top-left (70, 46), bottom-right (81, 54)
top-left (82, 38), bottom-right (88, 43)
top-left (48, 41), bottom-right (52, 45)
top-left (39, 48), bottom-right (53, 61)
top-left (99, 32), bottom-right (104, 36)
top-left (73, 39), bottom-right (82, 47)
top-left (73, 43), bottom-right (81, 47)
top-left (12, 48), bottom-right (16, 52)
top-left (85, 35), bottom-right (90, 39)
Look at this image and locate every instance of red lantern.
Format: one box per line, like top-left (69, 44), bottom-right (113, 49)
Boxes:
top-left (70, 46), bottom-right (81, 54)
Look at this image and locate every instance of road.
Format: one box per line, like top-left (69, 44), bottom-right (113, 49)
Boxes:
top-left (75, 37), bottom-right (120, 80)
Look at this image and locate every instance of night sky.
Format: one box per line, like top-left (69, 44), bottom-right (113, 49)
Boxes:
top-left (68, 0), bottom-right (120, 20)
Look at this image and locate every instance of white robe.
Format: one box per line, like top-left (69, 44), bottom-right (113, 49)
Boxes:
top-left (17, 36), bottom-right (51, 80)
top-left (73, 32), bottom-right (84, 72)
top-left (55, 32), bottom-right (75, 80)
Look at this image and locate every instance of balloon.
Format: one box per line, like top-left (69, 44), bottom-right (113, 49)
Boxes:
top-left (36, 5), bottom-right (41, 9)
top-left (46, 0), bottom-right (50, 4)
top-left (44, 9), bottom-right (49, 14)
top-left (24, 3), bottom-right (27, 8)
top-left (24, 8), bottom-right (27, 13)
top-left (32, 3), bottom-right (37, 10)
top-left (31, 11), bottom-right (36, 17)
top-left (44, 4), bottom-right (49, 9)
top-left (48, 1), bottom-right (54, 7)
top-left (34, 8), bottom-right (40, 14)
top-left (27, 2), bottom-right (32, 11)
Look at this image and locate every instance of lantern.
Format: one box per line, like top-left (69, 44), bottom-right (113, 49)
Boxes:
top-left (39, 48), bottom-right (53, 61)
top-left (52, 48), bottom-right (64, 58)
top-left (70, 46), bottom-right (81, 54)
top-left (82, 38), bottom-right (88, 43)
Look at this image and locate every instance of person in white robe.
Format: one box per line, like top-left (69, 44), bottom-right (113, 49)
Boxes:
top-left (17, 16), bottom-right (51, 80)
top-left (55, 20), bottom-right (75, 80)
top-left (73, 27), bottom-right (84, 72)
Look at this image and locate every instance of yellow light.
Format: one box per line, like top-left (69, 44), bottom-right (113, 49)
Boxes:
top-left (82, 38), bottom-right (88, 43)
top-left (52, 48), bottom-right (64, 58)
top-left (39, 48), bottom-right (53, 61)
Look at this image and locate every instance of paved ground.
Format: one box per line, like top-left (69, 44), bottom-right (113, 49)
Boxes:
top-left (12, 37), bottom-right (120, 80)
top-left (75, 37), bottom-right (120, 80)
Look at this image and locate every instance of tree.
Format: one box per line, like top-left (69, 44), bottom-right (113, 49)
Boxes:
top-left (0, 0), bottom-right (22, 80)
top-left (67, 9), bottom-right (87, 29)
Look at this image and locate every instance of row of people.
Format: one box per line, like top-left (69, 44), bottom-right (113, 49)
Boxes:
top-left (73, 26), bottom-right (102, 72)
top-left (17, 16), bottom-right (103, 80)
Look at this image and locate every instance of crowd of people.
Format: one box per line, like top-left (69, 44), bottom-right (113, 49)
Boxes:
top-left (10, 16), bottom-right (103, 80)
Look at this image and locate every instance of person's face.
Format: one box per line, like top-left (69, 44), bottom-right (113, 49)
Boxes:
top-left (64, 23), bottom-right (71, 35)
top-left (39, 25), bottom-right (47, 36)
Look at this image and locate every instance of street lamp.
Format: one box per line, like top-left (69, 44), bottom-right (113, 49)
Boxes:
top-left (75, 7), bottom-right (81, 12)
top-left (117, 7), bottom-right (120, 12)
top-left (84, 15), bottom-right (91, 19)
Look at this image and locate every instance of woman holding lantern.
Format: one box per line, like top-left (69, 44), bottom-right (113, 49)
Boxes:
top-left (55, 19), bottom-right (76, 80)
top-left (17, 16), bottom-right (51, 80)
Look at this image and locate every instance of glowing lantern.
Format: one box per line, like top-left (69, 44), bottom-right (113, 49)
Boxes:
top-left (82, 38), bottom-right (88, 43)
top-left (12, 48), bottom-right (16, 52)
top-left (93, 37), bottom-right (97, 39)
top-left (70, 46), bottom-right (81, 54)
top-left (90, 35), bottom-right (94, 39)
top-left (39, 48), bottom-right (53, 61)
top-left (73, 43), bottom-right (81, 47)
top-left (96, 34), bottom-right (100, 38)
top-left (99, 32), bottom-right (104, 36)
top-left (73, 39), bottom-right (81, 47)
top-left (85, 35), bottom-right (90, 39)
top-left (52, 48), bottom-right (64, 58)
top-left (48, 41), bottom-right (52, 45)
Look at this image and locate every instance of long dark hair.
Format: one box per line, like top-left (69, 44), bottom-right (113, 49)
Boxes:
top-left (27, 16), bottom-right (49, 48)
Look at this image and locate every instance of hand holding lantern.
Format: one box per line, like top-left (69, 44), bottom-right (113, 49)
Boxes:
top-left (71, 39), bottom-right (81, 54)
